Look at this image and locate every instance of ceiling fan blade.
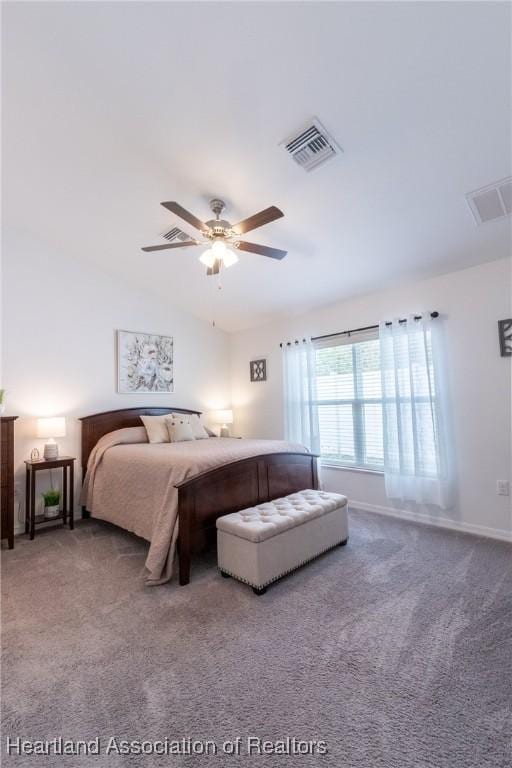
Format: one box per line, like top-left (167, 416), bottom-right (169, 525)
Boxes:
top-left (206, 259), bottom-right (221, 276)
top-left (141, 241), bottom-right (198, 252)
top-left (231, 206), bottom-right (284, 235)
top-left (236, 241), bottom-right (287, 260)
top-left (161, 202), bottom-right (210, 234)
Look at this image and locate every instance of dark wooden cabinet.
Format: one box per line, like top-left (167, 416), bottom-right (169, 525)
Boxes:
top-left (1, 416), bottom-right (18, 549)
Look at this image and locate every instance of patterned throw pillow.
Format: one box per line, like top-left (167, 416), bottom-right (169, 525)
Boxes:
top-left (166, 417), bottom-right (195, 443)
top-left (170, 413), bottom-right (209, 440)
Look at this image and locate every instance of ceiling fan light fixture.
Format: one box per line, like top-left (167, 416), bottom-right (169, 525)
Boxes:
top-left (200, 239), bottom-right (238, 269)
top-left (222, 248), bottom-right (239, 267)
top-left (199, 248), bottom-right (216, 268)
top-left (212, 240), bottom-right (227, 257)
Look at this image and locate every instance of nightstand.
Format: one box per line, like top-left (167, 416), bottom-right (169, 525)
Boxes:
top-left (1, 416), bottom-right (18, 549)
top-left (24, 457), bottom-right (75, 540)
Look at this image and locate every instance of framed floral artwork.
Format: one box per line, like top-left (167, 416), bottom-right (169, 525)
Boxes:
top-left (117, 330), bottom-right (174, 393)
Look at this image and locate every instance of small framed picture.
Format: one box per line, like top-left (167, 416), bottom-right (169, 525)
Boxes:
top-left (250, 359), bottom-right (267, 382)
top-left (498, 319), bottom-right (512, 357)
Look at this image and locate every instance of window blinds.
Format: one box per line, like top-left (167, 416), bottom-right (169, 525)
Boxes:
top-left (313, 330), bottom-right (384, 469)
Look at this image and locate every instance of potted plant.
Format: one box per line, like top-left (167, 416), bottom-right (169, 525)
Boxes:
top-left (42, 489), bottom-right (61, 519)
top-left (0, 389), bottom-right (5, 415)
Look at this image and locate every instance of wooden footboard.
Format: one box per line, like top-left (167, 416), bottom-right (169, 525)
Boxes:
top-left (175, 452), bottom-right (319, 585)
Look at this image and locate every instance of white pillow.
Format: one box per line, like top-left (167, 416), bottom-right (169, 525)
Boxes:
top-left (171, 412), bottom-right (209, 440)
top-left (166, 417), bottom-right (195, 443)
top-left (188, 414), bottom-right (210, 440)
top-left (140, 415), bottom-right (170, 444)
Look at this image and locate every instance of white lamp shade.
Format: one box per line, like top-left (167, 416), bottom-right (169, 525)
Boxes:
top-left (37, 417), bottom-right (66, 439)
top-left (199, 248), bottom-right (216, 267)
top-left (211, 409), bottom-right (233, 425)
top-left (222, 248), bottom-right (239, 267)
top-left (199, 241), bottom-right (238, 269)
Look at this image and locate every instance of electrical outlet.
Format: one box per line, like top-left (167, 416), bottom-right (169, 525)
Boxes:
top-left (497, 480), bottom-right (510, 496)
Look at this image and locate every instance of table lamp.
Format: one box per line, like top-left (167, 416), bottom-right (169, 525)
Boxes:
top-left (212, 409), bottom-right (233, 437)
top-left (36, 417), bottom-right (66, 460)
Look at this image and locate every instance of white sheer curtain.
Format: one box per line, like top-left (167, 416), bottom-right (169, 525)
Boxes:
top-left (379, 315), bottom-right (455, 509)
top-left (282, 339), bottom-right (320, 454)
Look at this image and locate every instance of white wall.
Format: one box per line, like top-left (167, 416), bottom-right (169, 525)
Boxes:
top-left (2, 231), bottom-right (231, 531)
top-left (230, 257), bottom-right (512, 540)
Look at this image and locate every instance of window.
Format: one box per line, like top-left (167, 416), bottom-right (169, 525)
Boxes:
top-left (283, 320), bottom-right (450, 509)
top-left (313, 331), bottom-right (385, 470)
top-left (283, 320), bottom-right (450, 505)
top-left (314, 328), bottom-right (437, 473)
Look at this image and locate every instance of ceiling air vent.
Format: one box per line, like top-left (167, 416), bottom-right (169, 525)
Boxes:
top-left (161, 226), bottom-right (192, 242)
top-left (466, 177), bottom-right (512, 225)
top-left (281, 118), bottom-right (342, 172)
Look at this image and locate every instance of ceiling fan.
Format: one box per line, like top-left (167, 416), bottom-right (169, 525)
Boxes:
top-left (142, 198), bottom-right (287, 275)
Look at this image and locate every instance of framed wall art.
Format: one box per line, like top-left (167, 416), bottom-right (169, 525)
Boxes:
top-left (498, 319), bottom-right (512, 357)
top-left (250, 359), bottom-right (267, 382)
top-left (117, 330), bottom-right (174, 393)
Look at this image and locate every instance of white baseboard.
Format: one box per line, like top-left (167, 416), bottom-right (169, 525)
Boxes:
top-left (351, 500), bottom-right (512, 543)
top-left (12, 500), bottom-right (511, 544)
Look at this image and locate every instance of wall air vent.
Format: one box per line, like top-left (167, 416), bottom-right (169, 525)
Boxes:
top-left (466, 177), bottom-right (512, 225)
top-left (161, 226), bottom-right (192, 242)
top-left (280, 118), bottom-right (342, 172)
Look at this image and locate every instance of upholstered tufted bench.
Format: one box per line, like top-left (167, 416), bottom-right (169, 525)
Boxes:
top-left (216, 490), bottom-right (348, 595)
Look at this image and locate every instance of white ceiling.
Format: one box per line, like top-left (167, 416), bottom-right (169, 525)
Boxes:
top-left (3, 1), bottom-right (511, 332)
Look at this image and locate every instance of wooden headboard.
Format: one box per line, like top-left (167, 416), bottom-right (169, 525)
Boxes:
top-left (79, 407), bottom-right (202, 475)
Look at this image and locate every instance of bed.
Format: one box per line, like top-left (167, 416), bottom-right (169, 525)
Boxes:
top-left (80, 407), bottom-right (318, 586)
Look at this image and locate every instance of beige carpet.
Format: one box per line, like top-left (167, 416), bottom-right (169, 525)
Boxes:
top-left (2, 510), bottom-right (511, 767)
